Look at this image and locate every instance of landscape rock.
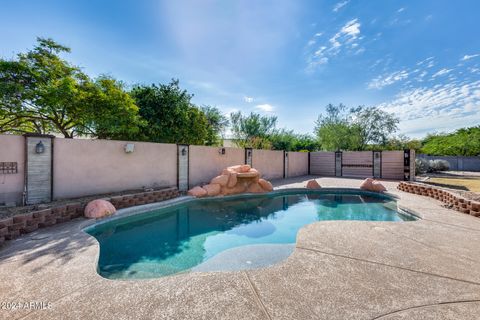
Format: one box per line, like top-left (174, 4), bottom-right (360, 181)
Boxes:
top-left (210, 175), bottom-right (229, 186)
top-left (188, 186), bottom-right (208, 198)
top-left (360, 178), bottom-right (386, 193)
top-left (372, 181), bottom-right (387, 192)
top-left (227, 172), bottom-right (238, 188)
top-left (203, 183), bottom-right (221, 196)
top-left (84, 199), bottom-right (116, 219)
top-left (247, 183), bottom-right (265, 193)
top-left (188, 164), bottom-right (273, 197)
top-left (306, 179), bottom-right (321, 189)
top-left (258, 179), bottom-right (273, 192)
top-left (360, 178), bottom-right (374, 191)
top-left (222, 184), bottom-right (248, 195)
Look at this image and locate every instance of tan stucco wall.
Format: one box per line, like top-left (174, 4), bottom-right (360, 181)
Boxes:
top-left (0, 135), bottom-right (25, 204)
top-left (53, 138), bottom-right (177, 199)
top-left (252, 149), bottom-right (284, 180)
top-left (189, 146), bottom-right (245, 187)
top-left (287, 152), bottom-right (308, 177)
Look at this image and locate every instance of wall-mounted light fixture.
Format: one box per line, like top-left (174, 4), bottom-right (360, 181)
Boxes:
top-left (35, 141), bottom-right (45, 154)
top-left (247, 149), bottom-right (252, 157)
top-left (218, 147), bottom-right (226, 155)
top-left (124, 143), bottom-right (135, 153)
top-left (181, 147), bottom-right (187, 156)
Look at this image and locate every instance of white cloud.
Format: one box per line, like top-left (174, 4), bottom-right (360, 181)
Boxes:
top-left (372, 54), bottom-right (480, 136)
top-left (432, 68), bottom-right (452, 78)
top-left (333, 0), bottom-right (349, 12)
top-left (377, 80), bottom-right (480, 134)
top-left (355, 47), bottom-right (365, 55)
top-left (461, 54), bottom-right (480, 61)
top-left (339, 19), bottom-right (361, 40)
top-left (368, 70), bottom-right (409, 89)
top-left (328, 19), bottom-right (360, 52)
top-left (397, 7), bottom-right (405, 13)
top-left (244, 96), bottom-right (254, 103)
top-left (305, 18), bottom-right (361, 72)
top-left (255, 104), bottom-right (275, 112)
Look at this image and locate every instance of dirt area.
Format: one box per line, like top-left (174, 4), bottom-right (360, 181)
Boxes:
top-left (0, 187), bottom-right (175, 219)
top-left (417, 171), bottom-right (480, 201)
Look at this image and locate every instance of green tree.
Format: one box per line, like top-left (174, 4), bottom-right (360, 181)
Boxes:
top-left (0, 37), bottom-right (141, 139)
top-left (350, 106), bottom-right (399, 149)
top-left (381, 134), bottom-right (422, 151)
top-left (82, 77), bottom-right (142, 140)
top-left (314, 104), bottom-right (399, 151)
top-left (230, 111), bottom-right (277, 149)
top-left (293, 134), bottom-right (320, 152)
top-left (131, 80), bottom-right (209, 144)
top-left (421, 126), bottom-right (480, 156)
top-left (201, 106), bottom-right (229, 146)
top-left (270, 129), bottom-right (319, 151)
top-left (314, 104), bottom-right (357, 151)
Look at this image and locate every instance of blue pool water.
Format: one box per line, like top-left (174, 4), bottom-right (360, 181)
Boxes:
top-left (86, 191), bottom-right (415, 279)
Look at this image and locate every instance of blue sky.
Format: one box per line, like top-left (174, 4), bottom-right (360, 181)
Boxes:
top-left (1, 0), bottom-right (479, 138)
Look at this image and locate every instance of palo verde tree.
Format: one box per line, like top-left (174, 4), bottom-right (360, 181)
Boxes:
top-left (314, 104), bottom-right (399, 151)
top-left (269, 129), bottom-right (319, 151)
top-left (0, 37), bottom-right (140, 139)
top-left (314, 104), bottom-right (358, 151)
top-left (230, 111), bottom-right (278, 149)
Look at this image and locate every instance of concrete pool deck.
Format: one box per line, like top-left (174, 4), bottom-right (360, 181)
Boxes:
top-left (1, 176), bottom-right (480, 319)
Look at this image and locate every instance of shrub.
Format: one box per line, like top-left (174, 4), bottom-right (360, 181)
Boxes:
top-left (415, 158), bottom-right (429, 174)
top-left (429, 159), bottom-right (450, 172)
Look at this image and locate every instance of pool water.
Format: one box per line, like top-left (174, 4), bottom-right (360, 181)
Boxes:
top-left (86, 191), bottom-right (415, 279)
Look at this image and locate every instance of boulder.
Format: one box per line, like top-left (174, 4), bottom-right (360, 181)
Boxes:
top-left (222, 184), bottom-right (247, 195)
top-left (226, 172), bottom-right (238, 188)
top-left (227, 164), bottom-right (251, 173)
top-left (360, 178), bottom-right (386, 193)
top-left (360, 178), bottom-right (374, 191)
top-left (258, 179), bottom-right (273, 192)
top-left (372, 181), bottom-right (387, 192)
top-left (247, 183), bottom-right (265, 193)
top-left (189, 164), bottom-right (273, 197)
top-left (188, 186), bottom-right (208, 198)
top-left (210, 174), bottom-right (229, 186)
top-left (84, 199), bottom-right (116, 219)
top-left (222, 168), bottom-right (235, 175)
top-left (306, 179), bottom-right (321, 189)
top-left (203, 183), bottom-right (221, 196)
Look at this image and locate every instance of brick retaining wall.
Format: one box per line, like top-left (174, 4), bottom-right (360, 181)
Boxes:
top-left (0, 187), bottom-right (179, 245)
top-left (398, 182), bottom-right (480, 217)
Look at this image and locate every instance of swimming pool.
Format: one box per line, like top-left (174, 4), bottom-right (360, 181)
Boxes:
top-left (85, 190), bottom-right (415, 279)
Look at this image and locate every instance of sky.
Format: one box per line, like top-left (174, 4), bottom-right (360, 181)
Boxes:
top-left (1, 0), bottom-right (479, 138)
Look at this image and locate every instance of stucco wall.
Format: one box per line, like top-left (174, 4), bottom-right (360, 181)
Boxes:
top-left (287, 152), bottom-right (308, 177)
top-left (0, 135), bottom-right (25, 205)
top-left (252, 149), bottom-right (284, 180)
top-left (53, 138), bottom-right (177, 199)
top-left (189, 146), bottom-right (245, 187)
